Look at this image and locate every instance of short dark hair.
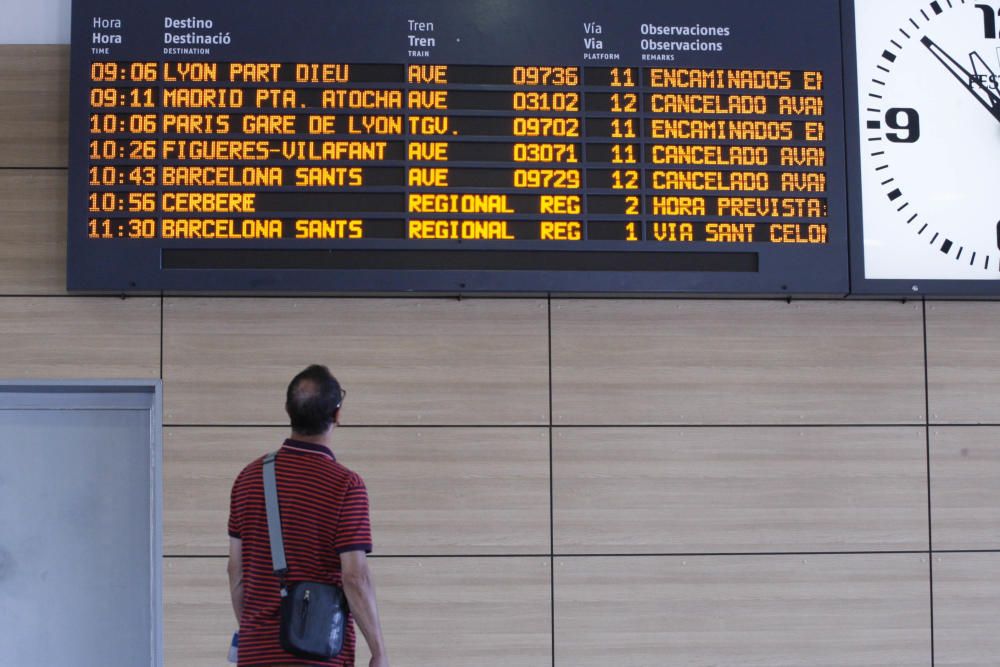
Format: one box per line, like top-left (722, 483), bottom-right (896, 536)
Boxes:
top-left (285, 364), bottom-right (342, 436)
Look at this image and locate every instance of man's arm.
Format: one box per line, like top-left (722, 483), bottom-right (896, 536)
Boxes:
top-left (340, 550), bottom-right (388, 667)
top-left (227, 536), bottom-right (244, 623)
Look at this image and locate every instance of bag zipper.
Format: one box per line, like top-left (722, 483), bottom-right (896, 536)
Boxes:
top-left (299, 589), bottom-right (310, 634)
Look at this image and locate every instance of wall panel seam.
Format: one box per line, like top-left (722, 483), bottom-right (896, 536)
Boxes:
top-left (547, 294), bottom-right (555, 667)
top-left (160, 422), bottom-right (934, 428)
top-left (923, 298), bottom-right (936, 667)
top-left (164, 550), bottom-right (984, 559)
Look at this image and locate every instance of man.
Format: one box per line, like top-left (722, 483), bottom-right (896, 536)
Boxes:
top-left (228, 364), bottom-right (389, 667)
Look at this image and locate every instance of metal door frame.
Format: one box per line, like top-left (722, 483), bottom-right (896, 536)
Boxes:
top-left (0, 380), bottom-right (163, 667)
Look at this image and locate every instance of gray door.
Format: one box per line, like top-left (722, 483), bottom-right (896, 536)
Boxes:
top-left (0, 382), bottom-right (162, 667)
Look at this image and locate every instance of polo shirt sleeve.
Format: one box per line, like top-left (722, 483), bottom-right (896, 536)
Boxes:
top-left (334, 473), bottom-right (373, 554)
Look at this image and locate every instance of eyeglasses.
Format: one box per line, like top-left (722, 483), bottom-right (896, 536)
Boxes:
top-left (337, 387), bottom-right (347, 408)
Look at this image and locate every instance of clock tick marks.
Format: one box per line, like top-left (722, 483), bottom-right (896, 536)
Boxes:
top-left (862, 0), bottom-right (1000, 277)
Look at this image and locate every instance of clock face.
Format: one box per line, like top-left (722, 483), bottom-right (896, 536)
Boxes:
top-left (856, 0), bottom-right (1000, 280)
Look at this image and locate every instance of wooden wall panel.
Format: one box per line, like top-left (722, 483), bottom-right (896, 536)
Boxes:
top-left (0, 45), bottom-right (67, 167)
top-left (163, 557), bottom-right (234, 667)
top-left (933, 553), bottom-right (1000, 667)
top-left (927, 302), bottom-right (1000, 424)
top-left (554, 427), bottom-right (928, 554)
top-left (343, 426), bottom-right (550, 555)
top-left (551, 300), bottom-right (925, 425)
top-left (163, 427), bottom-right (282, 556)
top-left (166, 556), bottom-right (551, 667)
top-left (162, 298), bottom-right (549, 425)
top-left (0, 296), bottom-right (159, 377)
top-left (355, 558), bottom-right (551, 667)
top-left (555, 554), bottom-right (930, 667)
top-left (0, 170), bottom-right (65, 294)
top-left (165, 426), bottom-right (550, 556)
top-left (930, 427), bottom-right (1000, 551)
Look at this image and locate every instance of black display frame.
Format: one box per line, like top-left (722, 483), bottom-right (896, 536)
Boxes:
top-left (68, 0), bottom-right (855, 294)
top-left (842, 0), bottom-right (1000, 297)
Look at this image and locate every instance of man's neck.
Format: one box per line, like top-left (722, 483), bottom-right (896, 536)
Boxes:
top-left (289, 430), bottom-right (332, 447)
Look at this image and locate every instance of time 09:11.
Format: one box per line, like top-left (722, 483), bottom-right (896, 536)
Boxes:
top-left (90, 87), bottom-right (157, 108)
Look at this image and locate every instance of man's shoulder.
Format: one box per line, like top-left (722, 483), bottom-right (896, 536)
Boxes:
top-left (330, 460), bottom-right (366, 487)
top-left (314, 457), bottom-right (366, 489)
top-left (270, 449), bottom-right (365, 486)
top-left (233, 453), bottom-right (268, 485)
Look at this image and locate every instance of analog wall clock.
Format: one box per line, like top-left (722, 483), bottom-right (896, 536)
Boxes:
top-left (854, 0), bottom-right (1000, 287)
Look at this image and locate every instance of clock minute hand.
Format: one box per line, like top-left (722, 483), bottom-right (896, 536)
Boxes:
top-left (920, 35), bottom-right (1000, 124)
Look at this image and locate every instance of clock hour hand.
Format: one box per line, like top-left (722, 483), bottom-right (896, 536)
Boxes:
top-left (920, 35), bottom-right (1000, 124)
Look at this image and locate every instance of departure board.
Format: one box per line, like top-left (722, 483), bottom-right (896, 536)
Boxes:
top-left (68, 0), bottom-right (849, 293)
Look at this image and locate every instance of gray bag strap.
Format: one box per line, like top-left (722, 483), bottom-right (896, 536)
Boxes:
top-left (262, 452), bottom-right (289, 584)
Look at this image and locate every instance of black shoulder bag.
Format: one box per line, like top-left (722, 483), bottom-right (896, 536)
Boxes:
top-left (263, 451), bottom-right (348, 659)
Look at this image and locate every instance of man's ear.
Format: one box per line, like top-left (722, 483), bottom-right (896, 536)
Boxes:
top-left (332, 408), bottom-right (341, 427)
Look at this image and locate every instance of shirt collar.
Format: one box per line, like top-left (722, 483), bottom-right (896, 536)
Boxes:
top-left (280, 438), bottom-right (336, 462)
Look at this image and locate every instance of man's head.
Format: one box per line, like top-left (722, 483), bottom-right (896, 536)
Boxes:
top-left (285, 364), bottom-right (344, 436)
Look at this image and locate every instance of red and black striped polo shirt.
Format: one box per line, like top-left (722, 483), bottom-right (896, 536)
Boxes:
top-left (229, 439), bottom-right (373, 666)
